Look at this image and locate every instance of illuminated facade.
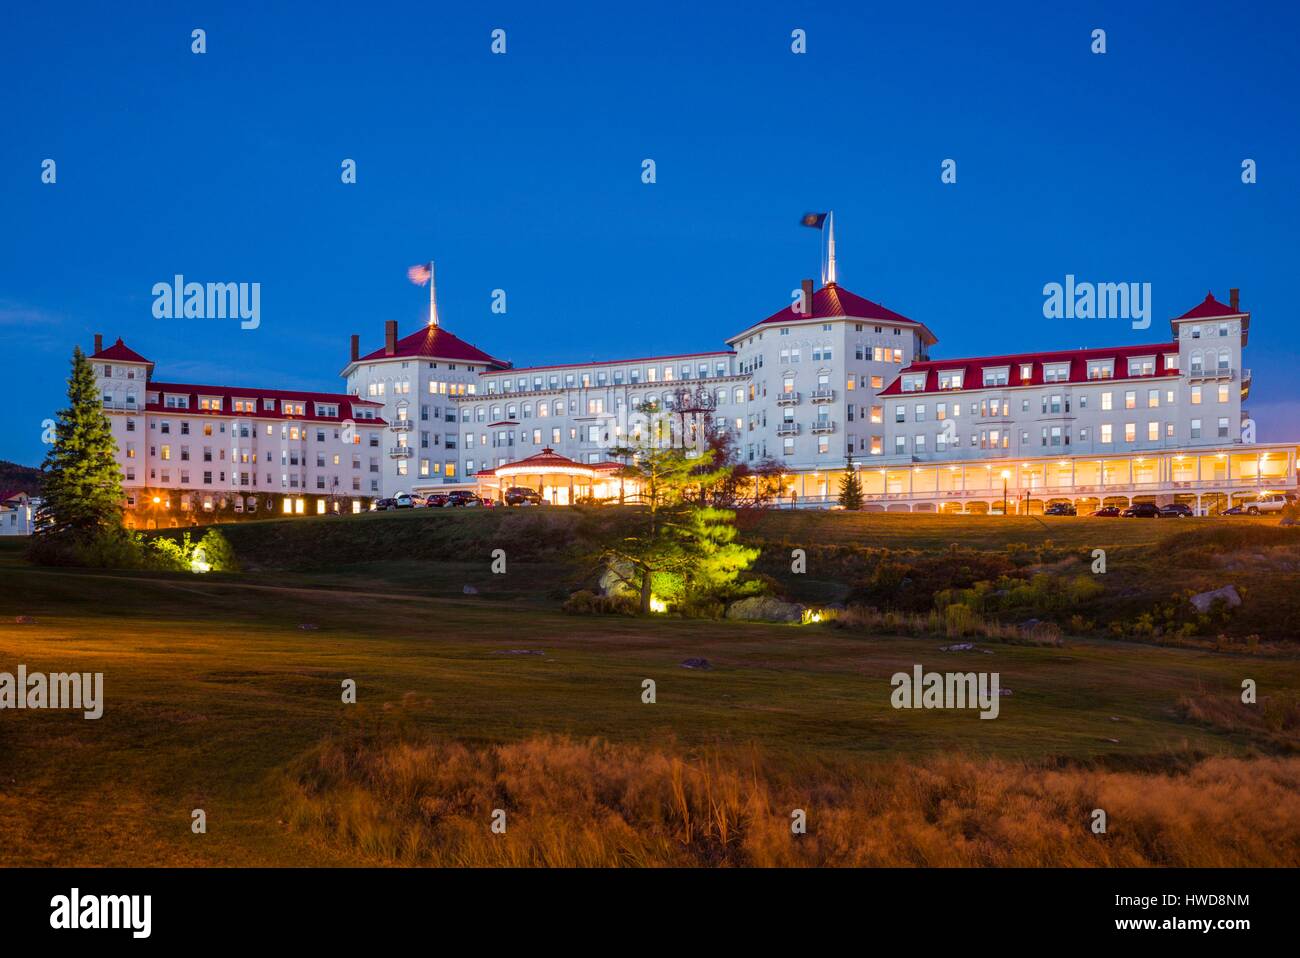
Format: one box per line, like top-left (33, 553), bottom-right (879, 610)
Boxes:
top-left (341, 277), bottom-right (1291, 513)
top-left (90, 336), bottom-right (384, 525)
top-left (90, 274), bottom-right (1293, 519)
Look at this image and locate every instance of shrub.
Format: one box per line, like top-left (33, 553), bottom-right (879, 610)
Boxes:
top-left (561, 590), bottom-right (638, 616)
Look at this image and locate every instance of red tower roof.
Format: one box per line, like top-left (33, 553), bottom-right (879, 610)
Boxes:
top-left (740, 283), bottom-right (937, 345)
top-left (1175, 292), bottom-right (1239, 320)
top-left (356, 325), bottom-right (509, 367)
top-left (91, 338), bottom-right (152, 365)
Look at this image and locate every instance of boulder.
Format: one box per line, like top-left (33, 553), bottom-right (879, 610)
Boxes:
top-left (725, 596), bottom-right (807, 623)
top-left (598, 562), bottom-right (637, 597)
top-left (1281, 517), bottom-right (1297, 527)
top-left (680, 658), bottom-right (711, 670)
top-left (463, 584), bottom-right (479, 595)
top-left (939, 642), bottom-right (975, 652)
top-left (1189, 585), bottom-right (1241, 614)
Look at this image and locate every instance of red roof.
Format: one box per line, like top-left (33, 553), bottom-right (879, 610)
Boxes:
top-left (746, 283), bottom-right (938, 344)
top-left (92, 338), bottom-right (152, 365)
top-left (1176, 292), bottom-right (1239, 320)
top-left (879, 342), bottom-right (1180, 396)
top-left (355, 325), bottom-right (509, 368)
top-left (0, 489), bottom-right (30, 505)
top-left (476, 447), bottom-right (627, 477)
top-left (146, 381), bottom-right (385, 424)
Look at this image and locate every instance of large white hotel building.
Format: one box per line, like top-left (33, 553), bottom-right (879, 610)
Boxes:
top-left (92, 264), bottom-right (1294, 524)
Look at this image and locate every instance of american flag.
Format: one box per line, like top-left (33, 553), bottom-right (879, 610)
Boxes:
top-left (407, 262), bottom-right (432, 286)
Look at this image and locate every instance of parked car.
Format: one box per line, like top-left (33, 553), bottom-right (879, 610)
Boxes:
top-left (372, 497), bottom-right (396, 511)
top-left (1090, 506), bottom-right (1121, 517)
top-left (1160, 503), bottom-right (1194, 518)
top-left (445, 490), bottom-right (482, 507)
top-left (1250, 492), bottom-right (1297, 514)
top-left (504, 486), bottom-right (542, 506)
top-left (1044, 503), bottom-right (1076, 516)
top-left (1221, 505), bottom-right (1247, 516)
top-left (1121, 502), bottom-right (1162, 518)
top-left (393, 492), bottom-right (415, 509)
top-left (424, 493), bottom-right (449, 508)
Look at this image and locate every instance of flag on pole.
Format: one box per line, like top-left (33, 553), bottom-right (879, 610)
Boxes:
top-left (407, 263), bottom-right (432, 286)
top-left (800, 212), bottom-right (828, 229)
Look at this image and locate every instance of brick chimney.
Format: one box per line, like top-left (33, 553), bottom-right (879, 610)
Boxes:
top-left (93, 333), bottom-right (103, 354)
top-left (350, 334), bottom-right (359, 362)
top-left (801, 279), bottom-right (815, 317)
top-left (1230, 288), bottom-right (1240, 312)
top-left (384, 320), bottom-right (397, 356)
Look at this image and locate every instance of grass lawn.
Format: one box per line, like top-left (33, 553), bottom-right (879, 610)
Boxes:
top-left (2, 515), bottom-right (1298, 865)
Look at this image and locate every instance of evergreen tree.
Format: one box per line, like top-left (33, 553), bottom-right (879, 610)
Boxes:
top-left (602, 444), bottom-right (757, 613)
top-left (838, 455), bottom-right (864, 510)
top-left (37, 347), bottom-right (124, 538)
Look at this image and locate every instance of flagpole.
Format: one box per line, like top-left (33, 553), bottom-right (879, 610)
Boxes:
top-left (428, 260), bottom-right (438, 327)
top-left (825, 211), bottom-right (837, 286)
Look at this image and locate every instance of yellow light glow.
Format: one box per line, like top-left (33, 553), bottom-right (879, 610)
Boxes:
top-left (649, 596), bottom-right (668, 614)
top-left (802, 609), bottom-right (824, 625)
top-left (151, 496), bottom-right (161, 504)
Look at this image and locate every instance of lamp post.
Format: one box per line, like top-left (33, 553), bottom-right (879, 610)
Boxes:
top-left (1001, 469), bottom-right (1010, 516)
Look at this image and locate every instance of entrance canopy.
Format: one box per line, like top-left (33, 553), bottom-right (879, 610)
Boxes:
top-left (476, 447), bottom-right (635, 504)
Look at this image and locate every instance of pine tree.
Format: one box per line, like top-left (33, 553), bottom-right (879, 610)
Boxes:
top-left (838, 456), bottom-right (864, 510)
top-left (37, 347), bottom-right (124, 538)
top-left (602, 444), bottom-right (757, 613)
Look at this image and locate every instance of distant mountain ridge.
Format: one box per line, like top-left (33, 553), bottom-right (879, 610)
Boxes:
top-left (0, 460), bottom-right (42, 495)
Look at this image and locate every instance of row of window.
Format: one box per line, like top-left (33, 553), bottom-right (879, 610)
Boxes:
top-left (890, 384), bottom-right (1233, 424)
top-left (483, 360), bottom-right (733, 393)
top-left (887, 417), bottom-right (1234, 455)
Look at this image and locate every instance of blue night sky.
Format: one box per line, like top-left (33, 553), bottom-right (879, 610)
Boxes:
top-left (2, 0), bottom-right (1298, 466)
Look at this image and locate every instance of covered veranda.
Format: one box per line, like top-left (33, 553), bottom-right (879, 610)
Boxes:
top-left (475, 447), bottom-right (639, 505)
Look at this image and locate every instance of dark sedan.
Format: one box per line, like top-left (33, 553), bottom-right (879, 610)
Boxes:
top-left (1160, 503), bottom-right (1194, 518)
top-left (1090, 506), bottom-right (1121, 517)
top-left (1121, 502), bottom-right (1163, 518)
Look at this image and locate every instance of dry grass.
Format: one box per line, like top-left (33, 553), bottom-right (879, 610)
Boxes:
top-left (282, 723), bottom-right (1300, 867)
top-left (1179, 687), bottom-right (1300, 751)
top-left (834, 604), bottom-right (1064, 645)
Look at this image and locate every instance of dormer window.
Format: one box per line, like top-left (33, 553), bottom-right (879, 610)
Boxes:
top-left (1087, 360), bottom-right (1114, 380)
top-left (901, 373), bottom-right (927, 393)
top-left (1043, 363), bottom-right (1070, 383)
top-left (982, 367), bottom-right (1009, 387)
top-left (938, 371), bottom-right (963, 390)
top-left (1019, 363), bottom-right (1033, 380)
top-left (1127, 357), bottom-right (1155, 376)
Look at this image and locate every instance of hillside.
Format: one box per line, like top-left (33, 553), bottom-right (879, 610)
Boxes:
top-left (0, 459), bottom-right (41, 495)
top-left (159, 508), bottom-right (1300, 642)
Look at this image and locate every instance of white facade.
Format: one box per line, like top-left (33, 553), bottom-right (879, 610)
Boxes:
top-left (85, 281), bottom-right (1293, 519)
top-left (0, 492), bottom-right (35, 535)
top-left (90, 338), bottom-right (384, 524)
